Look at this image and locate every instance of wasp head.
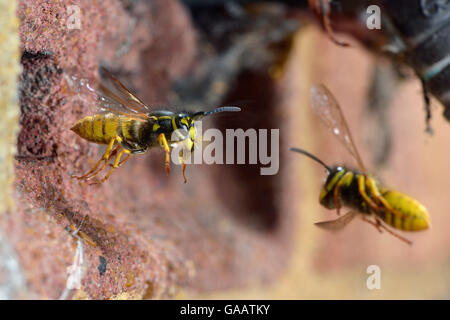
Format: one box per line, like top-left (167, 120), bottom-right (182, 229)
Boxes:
top-left (169, 113), bottom-right (197, 152)
top-left (319, 166), bottom-right (347, 209)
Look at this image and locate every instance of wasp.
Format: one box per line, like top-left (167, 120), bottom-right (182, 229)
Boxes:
top-left (291, 84), bottom-right (430, 245)
top-left (68, 67), bottom-right (240, 184)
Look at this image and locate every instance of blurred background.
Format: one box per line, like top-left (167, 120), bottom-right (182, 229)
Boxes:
top-left (0, 0), bottom-right (449, 299)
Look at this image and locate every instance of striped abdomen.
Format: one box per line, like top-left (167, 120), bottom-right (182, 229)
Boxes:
top-left (71, 113), bottom-right (142, 145)
top-left (378, 188), bottom-right (431, 231)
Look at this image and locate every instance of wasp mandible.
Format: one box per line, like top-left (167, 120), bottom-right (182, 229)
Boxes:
top-left (68, 67), bottom-right (240, 184)
top-left (291, 84), bottom-right (430, 245)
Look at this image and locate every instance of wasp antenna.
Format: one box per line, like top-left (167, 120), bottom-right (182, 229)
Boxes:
top-left (203, 106), bottom-right (241, 117)
top-left (290, 147), bottom-right (331, 172)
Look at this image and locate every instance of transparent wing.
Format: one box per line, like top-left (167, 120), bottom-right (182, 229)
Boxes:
top-left (98, 67), bottom-right (151, 115)
top-left (310, 84), bottom-right (366, 172)
top-left (64, 69), bottom-right (149, 120)
top-left (314, 211), bottom-right (358, 231)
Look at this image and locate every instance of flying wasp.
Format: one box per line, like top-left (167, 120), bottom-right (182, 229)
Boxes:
top-left (291, 84), bottom-right (430, 245)
top-left (68, 67), bottom-right (241, 184)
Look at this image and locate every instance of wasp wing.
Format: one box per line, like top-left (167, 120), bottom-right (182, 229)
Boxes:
top-left (64, 69), bottom-right (149, 121)
top-left (98, 67), bottom-right (151, 116)
top-left (310, 84), bottom-right (366, 172)
top-left (314, 210), bottom-right (358, 231)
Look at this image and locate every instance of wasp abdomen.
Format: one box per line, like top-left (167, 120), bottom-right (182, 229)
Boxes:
top-left (379, 189), bottom-right (431, 231)
top-left (71, 113), bottom-right (120, 144)
top-left (71, 113), bottom-right (144, 147)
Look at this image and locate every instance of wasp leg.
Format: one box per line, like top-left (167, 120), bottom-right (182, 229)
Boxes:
top-left (182, 163), bottom-right (187, 183)
top-left (361, 216), bottom-right (383, 233)
top-left (365, 178), bottom-right (406, 219)
top-left (91, 148), bottom-right (132, 185)
top-left (72, 137), bottom-right (121, 180)
top-left (357, 175), bottom-right (384, 212)
top-left (108, 148), bottom-right (145, 168)
top-left (375, 216), bottom-right (412, 246)
top-left (361, 216), bottom-right (412, 245)
top-left (333, 171), bottom-right (353, 215)
top-left (106, 150), bottom-right (130, 168)
top-left (333, 183), bottom-right (341, 216)
top-left (117, 152), bottom-right (131, 167)
top-left (83, 145), bottom-right (121, 181)
top-left (179, 150), bottom-right (187, 184)
top-left (157, 133), bottom-right (171, 175)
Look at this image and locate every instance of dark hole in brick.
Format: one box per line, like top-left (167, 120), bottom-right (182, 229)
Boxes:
top-left (212, 70), bottom-right (282, 232)
top-left (18, 51), bottom-right (63, 158)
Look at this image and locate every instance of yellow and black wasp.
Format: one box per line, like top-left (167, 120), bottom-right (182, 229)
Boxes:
top-left (291, 84), bottom-right (430, 245)
top-left (68, 67), bottom-right (240, 184)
